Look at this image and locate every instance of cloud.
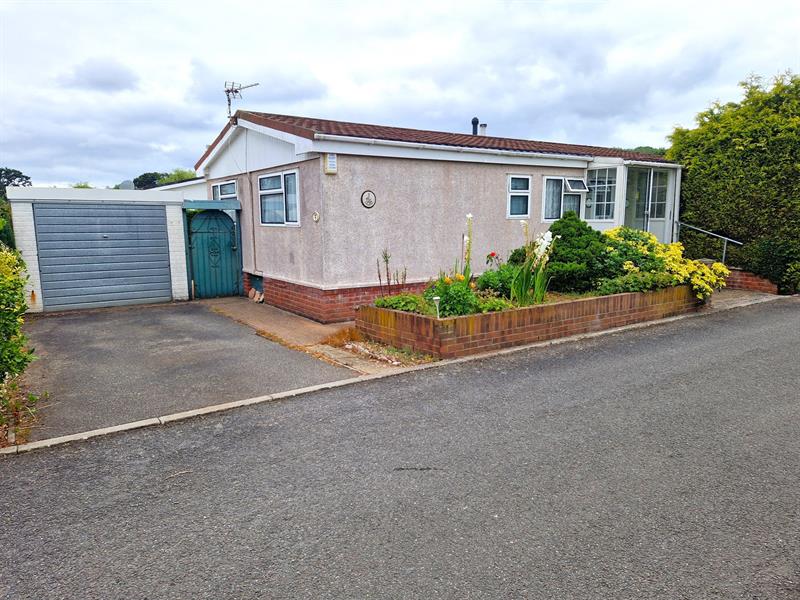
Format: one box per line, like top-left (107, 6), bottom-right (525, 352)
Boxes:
top-left (58, 57), bottom-right (140, 92)
top-left (0, 0), bottom-right (797, 186)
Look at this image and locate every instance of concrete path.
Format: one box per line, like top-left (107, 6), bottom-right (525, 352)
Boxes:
top-left (203, 296), bottom-right (398, 374)
top-left (22, 303), bottom-right (352, 441)
top-left (2, 297), bottom-right (799, 599)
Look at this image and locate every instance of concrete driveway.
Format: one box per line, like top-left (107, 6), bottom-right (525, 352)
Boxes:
top-left (23, 303), bottom-right (352, 440)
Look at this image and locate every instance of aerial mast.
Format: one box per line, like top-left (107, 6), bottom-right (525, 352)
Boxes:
top-left (224, 81), bottom-right (260, 118)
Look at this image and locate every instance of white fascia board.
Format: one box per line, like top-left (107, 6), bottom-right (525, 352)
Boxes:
top-left (153, 178), bottom-right (204, 190)
top-left (622, 159), bottom-right (680, 169)
top-left (588, 157), bottom-right (625, 167)
top-left (236, 118), bottom-right (315, 154)
top-left (6, 187), bottom-right (184, 204)
top-left (196, 125), bottom-right (238, 173)
top-left (311, 135), bottom-right (591, 169)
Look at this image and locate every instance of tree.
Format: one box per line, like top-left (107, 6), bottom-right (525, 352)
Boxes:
top-left (668, 73), bottom-right (800, 291)
top-left (0, 168), bottom-right (31, 196)
top-left (625, 145), bottom-right (667, 157)
top-left (133, 172), bottom-right (167, 190)
top-left (71, 182), bottom-right (92, 189)
top-left (157, 168), bottom-right (197, 185)
top-left (0, 167), bottom-right (31, 249)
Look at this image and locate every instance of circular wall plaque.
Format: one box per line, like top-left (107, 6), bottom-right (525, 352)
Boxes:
top-left (360, 190), bottom-right (376, 209)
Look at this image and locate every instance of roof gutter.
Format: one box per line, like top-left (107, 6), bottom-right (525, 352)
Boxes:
top-left (312, 133), bottom-right (594, 163)
top-left (622, 159), bottom-right (678, 168)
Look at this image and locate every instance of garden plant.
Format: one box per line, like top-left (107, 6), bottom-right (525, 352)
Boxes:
top-left (373, 213), bottom-right (729, 319)
top-left (0, 240), bottom-right (38, 445)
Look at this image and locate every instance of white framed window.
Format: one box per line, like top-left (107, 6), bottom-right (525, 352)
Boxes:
top-left (542, 177), bottom-right (581, 221)
top-left (649, 170), bottom-right (668, 219)
top-left (586, 168), bottom-right (616, 220)
top-left (212, 180), bottom-right (237, 201)
top-left (259, 170), bottom-right (299, 226)
top-left (507, 175), bottom-right (531, 218)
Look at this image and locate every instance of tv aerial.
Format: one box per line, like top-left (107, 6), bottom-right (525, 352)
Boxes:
top-left (224, 81), bottom-right (259, 118)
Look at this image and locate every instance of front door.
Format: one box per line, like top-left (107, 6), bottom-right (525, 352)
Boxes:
top-left (188, 211), bottom-right (241, 298)
top-left (624, 167), bottom-right (671, 242)
top-left (625, 167), bottom-right (650, 232)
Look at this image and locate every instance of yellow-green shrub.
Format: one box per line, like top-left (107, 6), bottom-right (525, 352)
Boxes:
top-left (0, 245), bottom-right (33, 378)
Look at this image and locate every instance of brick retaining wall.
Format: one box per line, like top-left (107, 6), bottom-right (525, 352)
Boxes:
top-left (245, 272), bottom-right (427, 323)
top-left (356, 285), bottom-right (701, 359)
top-left (724, 268), bottom-right (778, 294)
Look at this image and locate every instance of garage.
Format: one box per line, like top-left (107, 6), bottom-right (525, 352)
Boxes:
top-left (8, 188), bottom-right (189, 312)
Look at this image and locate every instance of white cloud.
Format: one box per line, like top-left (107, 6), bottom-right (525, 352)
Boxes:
top-left (0, 0), bottom-right (798, 186)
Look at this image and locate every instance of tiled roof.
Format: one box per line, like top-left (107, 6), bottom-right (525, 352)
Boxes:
top-left (196, 111), bottom-right (675, 168)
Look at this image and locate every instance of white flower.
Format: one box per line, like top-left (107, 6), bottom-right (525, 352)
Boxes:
top-left (466, 213), bottom-right (473, 220)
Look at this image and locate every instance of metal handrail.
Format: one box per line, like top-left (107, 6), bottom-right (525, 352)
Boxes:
top-left (677, 221), bottom-right (743, 264)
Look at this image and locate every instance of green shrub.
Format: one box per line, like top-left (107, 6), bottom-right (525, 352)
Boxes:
top-left (602, 226), bottom-right (665, 276)
top-left (545, 212), bottom-right (608, 291)
top-left (508, 247), bottom-right (526, 266)
top-left (423, 276), bottom-right (479, 317)
top-left (476, 263), bottom-right (517, 298)
top-left (596, 271), bottom-right (676, 295)
top-left (669, 74), bottom-right (800, 290)
top-left (477, 295), bottom-right (514, 313)
top-left (781, 262), bottom-right (800, 294)
top-left (374, 293), bottom-right (431, 314)
top-left (0, 201), bottom-right (14, 249)
top-left (0, 245), bottom-right (32, 379)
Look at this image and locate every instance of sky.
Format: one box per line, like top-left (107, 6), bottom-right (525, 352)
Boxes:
top-left (1, 0), bottom-right (798, 187)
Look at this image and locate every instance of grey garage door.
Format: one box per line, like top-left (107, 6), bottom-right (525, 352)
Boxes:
top-left (34, 202), bottom-right (173, 310)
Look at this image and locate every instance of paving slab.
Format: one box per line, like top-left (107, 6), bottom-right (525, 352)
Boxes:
top-left (22, 302), bottom-right (352, 441)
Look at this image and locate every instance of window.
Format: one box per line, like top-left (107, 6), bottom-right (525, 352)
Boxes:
top-left (507, 176), bottom-right (531, 218)
top-left (543, 177), bottom-right (581, 221)
top-left (212, 180), bottom-right (237, 201)
top-left (565, 178), bottom-right (588, 193)
top-left (259, 171), bottom-right (299, 225)
top-left (650, 170), bottom-right (668, 219)
top-left (586, 168), bottom-right (616, 220)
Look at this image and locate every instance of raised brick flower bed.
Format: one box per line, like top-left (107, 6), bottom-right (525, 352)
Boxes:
top-left (355, 285), bottom-right (701, 359)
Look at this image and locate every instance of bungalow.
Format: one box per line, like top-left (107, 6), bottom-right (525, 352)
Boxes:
top-left (197, 111), bottom-right (681, 322)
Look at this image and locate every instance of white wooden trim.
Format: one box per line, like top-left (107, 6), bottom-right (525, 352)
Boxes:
top-left (6, 187), bottom-right (184, 204)
top-left (196, 125), bottom-right (238, 172)
top-left (9, 202), bottom-right (43, 313)
top-left (506, 175), bottom-right (531, 219)
top-left (257, 168), bottom-right (301, 227)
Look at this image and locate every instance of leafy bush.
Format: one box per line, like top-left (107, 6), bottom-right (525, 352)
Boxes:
top-left (1, 245), bottom-right (33, 379)
top-left (0, 201), bottom-right (14, 249)
top-left (596, 272), bottom-right (675, 295)
top-left (477, 295), bottom-right (514, 313)
top-left (781, 262), bottom-right (800, 294)
top-left (423, 275), bottom-right (479, 317)
top-left (476, 263), bottom-right (517, 299)
top-left (604, 227), bottom-right (729, 299)
top-left (668, 74), bottom-right (800, 291)
top-left (603, 227), bottom-right (666, 276)
top-left (508, 247), bottom-right (526, 266)
top-left (545, 212), bottom-right (608, 291)
top-left (374, 293), bottom-right (431, 315)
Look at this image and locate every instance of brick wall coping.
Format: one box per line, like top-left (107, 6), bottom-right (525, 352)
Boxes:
top-left (356, 285), bottom-right (701, 359)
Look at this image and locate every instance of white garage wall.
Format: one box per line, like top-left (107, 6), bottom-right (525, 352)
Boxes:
top-left (7, 188), bottom-right (189, 312)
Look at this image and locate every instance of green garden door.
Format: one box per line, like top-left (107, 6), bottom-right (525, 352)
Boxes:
top-left (188, 211), bottom-right (241, 298)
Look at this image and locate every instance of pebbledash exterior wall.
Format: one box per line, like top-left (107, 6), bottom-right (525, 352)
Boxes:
top-left (215, 153), bottom-right (586, 322)
top-left (356, 285), bottom-right (701, 359)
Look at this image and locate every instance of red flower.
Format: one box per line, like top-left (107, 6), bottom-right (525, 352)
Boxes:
top-left (489, 251), bottom-right (497, 257)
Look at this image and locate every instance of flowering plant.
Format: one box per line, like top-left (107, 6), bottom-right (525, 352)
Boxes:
top-left (510, 229), bottom-right (559, 306)
top-left (485, 251), bottom-right (502, 268)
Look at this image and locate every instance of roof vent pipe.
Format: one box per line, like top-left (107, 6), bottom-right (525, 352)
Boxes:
top-left (471, 117), bottom-right (479, 135)
top-left (479, 123), bottom-right (487, 136)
